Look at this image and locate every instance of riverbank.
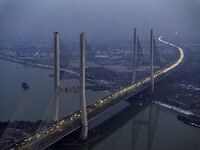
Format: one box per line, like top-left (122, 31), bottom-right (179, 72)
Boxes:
top-left (138, 45), bottom-right (200, 119)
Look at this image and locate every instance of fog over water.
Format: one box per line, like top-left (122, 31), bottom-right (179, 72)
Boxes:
top-left (0, 0), bottom-right (200, 41)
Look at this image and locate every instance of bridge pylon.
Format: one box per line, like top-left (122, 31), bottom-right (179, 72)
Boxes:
top-left (150, 29), bottom-right (154, 92)
top-left (132, 28), bottom-right (138, 84)
top-left (80, 32), bottom-right (88, 140)
top-left (52, 32), bottom-right (88, 139)
top-left (54, 32), bottom-right (61, 121)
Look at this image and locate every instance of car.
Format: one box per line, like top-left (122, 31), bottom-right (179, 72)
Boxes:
top-left (36, 134), bottom-right (41, 138)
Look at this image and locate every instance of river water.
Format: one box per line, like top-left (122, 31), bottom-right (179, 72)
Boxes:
top-left (0, 59), bottom-right (109, 121)
top-left (0, 59), bottom-right (200, 150)
top-left (53, 100), bottom-right (200, 150)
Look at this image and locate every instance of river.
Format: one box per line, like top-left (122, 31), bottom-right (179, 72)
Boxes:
top-left (53, 100), bottom-right (200, 150)
top-left (0, 59), bottom-right (200, 150)
top-left (0, 59), bottom-right (109, 121)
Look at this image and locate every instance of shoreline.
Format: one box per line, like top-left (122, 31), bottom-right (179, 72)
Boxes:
top-left (154, 101), bottom-right (200, 119)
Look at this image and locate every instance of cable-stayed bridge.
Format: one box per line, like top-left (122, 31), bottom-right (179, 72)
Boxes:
top-left (1, 29), bottom-right (184, 150)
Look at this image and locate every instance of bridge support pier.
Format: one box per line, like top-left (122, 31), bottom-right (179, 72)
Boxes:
top-left (80, 32), bottom-right (88, 140)
top-left (132, 28), bottom-right (138, 84)
top-left (150, 29), bottom-right (154, 92)
top-left (54, 32), bottom-right (61, 121)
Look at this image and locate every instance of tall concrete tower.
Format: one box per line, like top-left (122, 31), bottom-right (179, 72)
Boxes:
top-left (80, 32), bottom-right (88, 140)
top-left (132, 28), bottom-right (138, 84)
top-left (54, 32), bottom-right (61, 121)
top-left (150, 29), bottom-right (154, 92)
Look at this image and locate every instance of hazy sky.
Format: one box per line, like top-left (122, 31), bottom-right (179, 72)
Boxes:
top-left (0, 0), bottom-right (200, 41)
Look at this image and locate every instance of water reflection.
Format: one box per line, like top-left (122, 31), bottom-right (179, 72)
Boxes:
top-left (53, 99), bottom-right (161, 150)
top-left (132, 104), bottom-right (160, 150)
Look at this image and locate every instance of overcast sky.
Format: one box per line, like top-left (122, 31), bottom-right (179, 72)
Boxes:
top-left (0, 0), bottom-right (200, 41)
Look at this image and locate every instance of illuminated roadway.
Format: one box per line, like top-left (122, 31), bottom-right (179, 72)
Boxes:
top-left (4, 37), bottom-right (184, 150)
